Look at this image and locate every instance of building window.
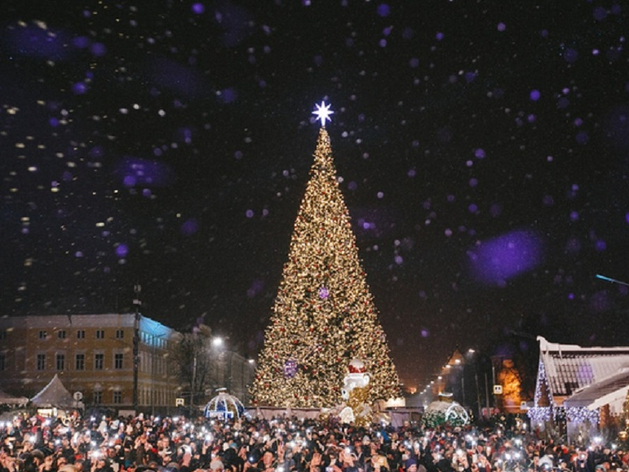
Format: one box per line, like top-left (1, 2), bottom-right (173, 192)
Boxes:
top-left (39, 330), bottom-right (47, 340)
top-left (56, 354), bottom-right (65, 371)
top-left (36, 354), bottom-right (46, 370)
top-left (0, 353), bottom-right (5, 371)
top-left (113, 391), bottom-right (122, 404)
top-left (93, 391), bottom-right (102, 405)
top-left (115, 329), bottom-right (124, 339)
top-left (94, 353), bottom-right (104, 370)
top-left (57, 330), bottom-right (66, 339)
top-left (77, 330), bottom-right (85, 339)
top-left (114, 353), bottom-right (124, 369)
top-left (96, 330), bottom-right (105, 339)
top-left (0, 330), bottom-right (7, 340)
top-left (75, 354), bottom-right (85, 371)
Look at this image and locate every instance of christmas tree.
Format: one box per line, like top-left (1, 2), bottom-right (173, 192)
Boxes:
top-left (250, 102), bottom-right (400, 408)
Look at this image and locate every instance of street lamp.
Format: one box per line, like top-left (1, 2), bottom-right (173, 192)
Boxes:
top-left (210, 337), bottom-right (253, 402)
top-left (465, 348), bottom-right (483, 419)
top-left (210, 336), bottom-right (227, 393)
top-left (132, 285), bottom-right (142, 412)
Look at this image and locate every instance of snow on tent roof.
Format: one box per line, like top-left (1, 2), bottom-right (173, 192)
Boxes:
top-left (0, 389), bottom-right (28, 406)
top-left (30, 374), bottom-right (76, 409)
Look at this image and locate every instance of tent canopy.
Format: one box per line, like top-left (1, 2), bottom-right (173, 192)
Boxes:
top-left (30, 374), bottom-right (77, 410)
top-left (0, 389), bottom-right (28, 406)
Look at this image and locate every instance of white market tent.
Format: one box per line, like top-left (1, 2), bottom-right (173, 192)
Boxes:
top-left (0, 389), bottom-right (28, 406)
top-left (30, 374), bottom-right (78, 410)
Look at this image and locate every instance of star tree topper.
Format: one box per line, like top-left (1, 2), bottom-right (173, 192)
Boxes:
top-left (312, 101), bottom-right (334, 126)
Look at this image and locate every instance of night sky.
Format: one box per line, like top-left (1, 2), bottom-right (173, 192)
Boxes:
top-left (2, 0), bottom-right (629, 392)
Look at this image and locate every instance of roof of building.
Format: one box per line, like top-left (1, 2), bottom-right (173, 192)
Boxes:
top-left (563, 367), bottom-right (629, 410)
top-left (439, 347), bottom-right (465, 376)
top-left (537, 336), bottom-right (629, 402)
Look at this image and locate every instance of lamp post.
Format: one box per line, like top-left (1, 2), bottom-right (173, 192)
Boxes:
top-left (210, 337), bottom-right (253, 401)
top-left (212, 336), bottom-right (238, 395)
top-left (211, 336), bottom-right (224, 391)
top-left (190, 353), bottom-right (197, 410)
top-left (466, 348), bottom-right (484, 420)
top-left (132, 284), bottom-right (141, 412)
top-left (245, 359), bottom-right (255, 405)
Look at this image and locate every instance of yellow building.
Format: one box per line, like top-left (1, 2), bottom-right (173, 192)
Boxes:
top-left (0, 313), bottom-right (181, 413)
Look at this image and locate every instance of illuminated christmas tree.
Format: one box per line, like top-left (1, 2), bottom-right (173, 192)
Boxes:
top-left (250, 102), bottom-right (400, 408)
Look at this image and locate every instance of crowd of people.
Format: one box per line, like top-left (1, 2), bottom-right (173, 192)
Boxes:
top-left (0, 411), bottom-right (626, 472)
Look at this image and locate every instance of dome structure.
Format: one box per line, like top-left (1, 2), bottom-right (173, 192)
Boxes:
top-left (203, 388), bottom-right (245, 420)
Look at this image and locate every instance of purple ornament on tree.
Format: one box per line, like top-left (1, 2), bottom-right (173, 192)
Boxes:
top-left (318, 286), bottom-right (329, 299)
top-left (284, 358), bottom-right (298, 378)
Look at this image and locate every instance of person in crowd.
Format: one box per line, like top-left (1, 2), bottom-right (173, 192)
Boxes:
top-left (0, 412), bottom-right (626, 472)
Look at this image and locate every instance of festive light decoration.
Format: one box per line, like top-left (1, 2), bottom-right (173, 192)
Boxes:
top-left (529, 355), bottom-right (601, 430)
top-left (622, 388), bottom-right (629, 438)
top-left (312, 101), bottom-right (334, 126)
top-left (250, 125), bottom-right (400, 408)
top-left (532, 358), bottom-right (551, 407)
top-left (565, 406), bottom-right (600, 424)
top-left (527, 406), bottom-right (553, 423)
top-left (445, 403), bottom-right (470, 426)
top-left (528, 357), bottom-right (557, 425)
top-left (284, 358), bottom-right (298, 378)
top-left (203, 389), bottom-right (245, 420)
top-left (422, 401), bottom-right (469, 428)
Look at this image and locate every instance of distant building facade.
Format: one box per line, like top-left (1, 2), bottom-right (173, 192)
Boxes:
top-left (0, 314), bottom-right (181, 413)
top-left (212, 350), bottom-right (256, 404)
top-left (0, 314), bottom-right (256, 413)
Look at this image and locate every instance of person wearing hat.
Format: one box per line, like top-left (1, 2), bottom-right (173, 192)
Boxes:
top-left (221, 441), bottom-right (239, 471)
top-left (405, 459), bottom-right (418, 472)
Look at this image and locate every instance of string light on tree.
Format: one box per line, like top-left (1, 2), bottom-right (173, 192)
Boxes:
top-left (250, 101), bottom-right (400, 408)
